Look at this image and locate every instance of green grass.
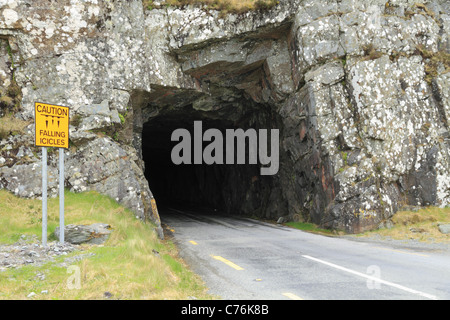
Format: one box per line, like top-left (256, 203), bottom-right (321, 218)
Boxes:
top-left (284, 221), bottom-right (334, 235)
top-left (0, 190), bottom-right (212, 300)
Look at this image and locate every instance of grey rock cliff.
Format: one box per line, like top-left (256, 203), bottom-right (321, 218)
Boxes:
top-left (0, 0), bottom-right (449, 237)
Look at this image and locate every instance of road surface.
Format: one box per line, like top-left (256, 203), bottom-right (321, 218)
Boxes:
top-left (161, 207), bottom-right (450, 300)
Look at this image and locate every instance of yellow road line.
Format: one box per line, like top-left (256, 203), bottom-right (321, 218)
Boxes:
top-left (282, 292), bottom-right (303, 300)
top-left (189, 240), bottom-right (198, 245)
top-left (212, 255), bottom-right (244, 271)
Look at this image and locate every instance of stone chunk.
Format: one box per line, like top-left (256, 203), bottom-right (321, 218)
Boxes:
top-left (54, 223), bottom-right (112, 245)
top-left (77, 100), bottom-right (110, 117)
top-left (438, 224), bottom-right (450, 235)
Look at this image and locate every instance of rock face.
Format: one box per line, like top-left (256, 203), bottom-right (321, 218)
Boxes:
top-left (0, 0), bottom-right (449, 236)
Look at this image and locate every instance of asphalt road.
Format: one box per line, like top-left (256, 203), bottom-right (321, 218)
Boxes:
top-left (161, 207), bottom-right (450, 300)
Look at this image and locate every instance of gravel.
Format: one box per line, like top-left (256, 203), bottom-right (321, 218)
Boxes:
top-left (0, 234), bottom-right (94, 272)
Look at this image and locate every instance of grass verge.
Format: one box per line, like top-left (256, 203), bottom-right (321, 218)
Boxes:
top-left (0, 190), bottom-right (212, 300)
top-left (285, 207), bottom-right (450, 243)
top-left (356, 206), bottom-right (450, 243)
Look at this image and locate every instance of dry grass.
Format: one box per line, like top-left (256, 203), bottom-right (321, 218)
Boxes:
top-left (0, 113), bottom-right (31, 140)
top-left (358, 206), bottom-right (450, 243)
top-left (286, 205), bottom-right (449, 243)
top-left (144, 0), bottom-right (279, 15)
top-left (415, 45), bottom-right (450, 84)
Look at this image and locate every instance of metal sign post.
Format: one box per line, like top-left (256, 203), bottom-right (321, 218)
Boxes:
top-left (59, 148), bottom-right (65, 244)
top-left (42, 147), bottom-right (47, 247)
top-left (35, 102), bottom-right (69, 247)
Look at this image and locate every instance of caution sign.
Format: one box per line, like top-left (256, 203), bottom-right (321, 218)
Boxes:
top-left (35, 102), bottom-right (69, 148)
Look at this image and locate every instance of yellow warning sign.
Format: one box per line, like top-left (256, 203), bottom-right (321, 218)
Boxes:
top-left (35, 102), bottom-right (69, 148)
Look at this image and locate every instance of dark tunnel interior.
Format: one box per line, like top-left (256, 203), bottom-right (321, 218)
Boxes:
top-left (141, 108), bottom-right (267, 216)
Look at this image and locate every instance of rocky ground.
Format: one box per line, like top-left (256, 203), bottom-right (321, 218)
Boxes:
top-left (0, 234), bottom-right (95, 272)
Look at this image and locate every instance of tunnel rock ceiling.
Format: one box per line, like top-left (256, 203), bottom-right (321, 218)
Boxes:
top-left (0, 0), bottom-right (449, 239)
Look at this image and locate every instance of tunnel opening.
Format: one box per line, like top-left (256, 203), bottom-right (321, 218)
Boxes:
top-left (141, 100), bottom-right (279, 217)
top-left (135, 28), bottom-right (303, 222)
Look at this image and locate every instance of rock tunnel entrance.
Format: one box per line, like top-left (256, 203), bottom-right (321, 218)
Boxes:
top-left (140, 96), bottom-right (279, 217)
top-left (134, 25), bottom-right (306, 222)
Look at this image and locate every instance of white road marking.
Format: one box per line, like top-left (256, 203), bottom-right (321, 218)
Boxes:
top-left (302, 255), bottom-right (438, 300)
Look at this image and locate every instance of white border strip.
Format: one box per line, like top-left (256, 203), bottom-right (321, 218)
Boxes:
top-left (302, 255), bottom-right (438, 300)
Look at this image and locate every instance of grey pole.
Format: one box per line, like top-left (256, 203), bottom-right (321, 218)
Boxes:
top-left (59, 148), bottom-right (65, 244)
top-left (42, 147), bottom-right (47, 247)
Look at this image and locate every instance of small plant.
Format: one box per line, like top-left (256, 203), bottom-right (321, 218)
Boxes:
top-left (69, 114), bottom-right (82, 127)
top-left (415, 45), bottom-right (450, 84)
top-left (118, 112), bottom-right (126, 125)
top-left (361, 44), bottom-right (384, 61)
top-left (143, 0), bottom-right (154, 10)
top-left (341, 55), bottom-right (347, 67)
top-left (341, 151), bottom-right (348, 166)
